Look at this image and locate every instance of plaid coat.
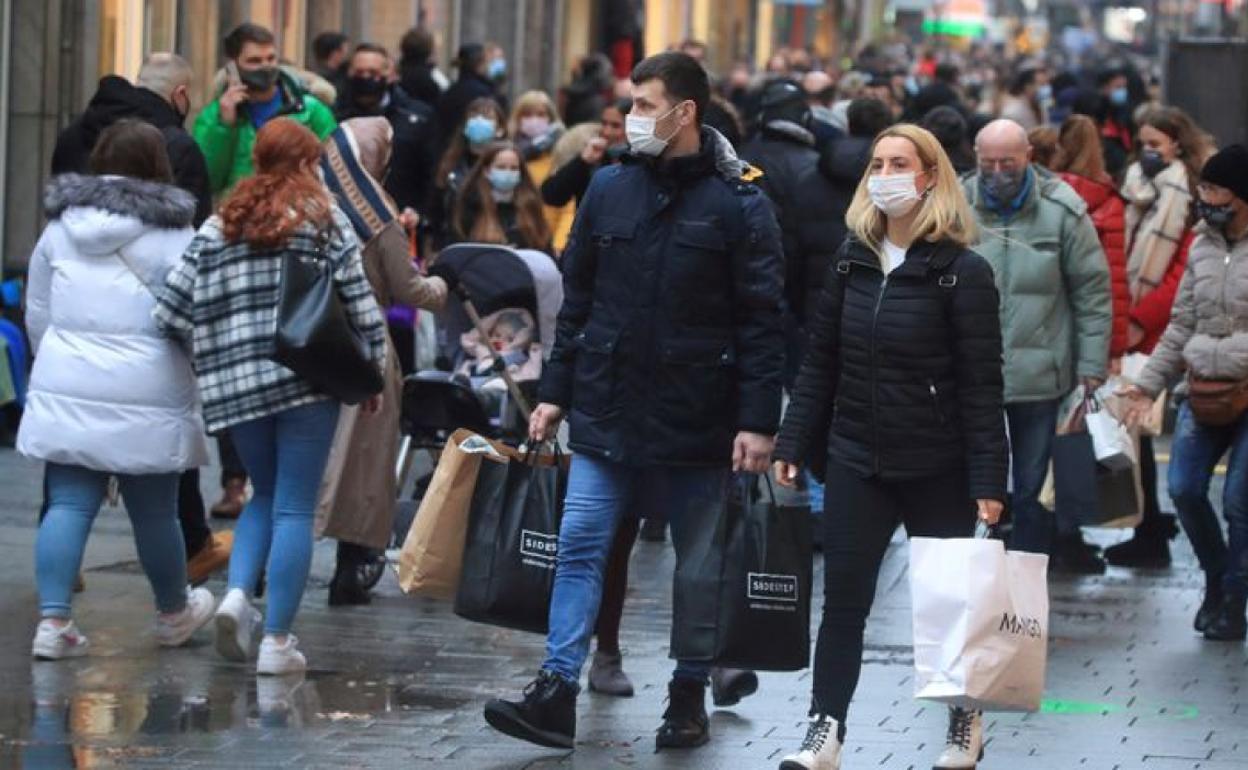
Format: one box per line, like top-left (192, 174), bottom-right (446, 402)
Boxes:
top-left (154, 206), bottom-right (387, 433)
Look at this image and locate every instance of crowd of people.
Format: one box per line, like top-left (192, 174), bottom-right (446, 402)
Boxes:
top-left (8, 18), bottom-right (1248, 770)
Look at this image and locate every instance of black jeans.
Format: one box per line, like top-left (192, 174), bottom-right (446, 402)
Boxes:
top-left (813, 460), bottom-right (976, 721)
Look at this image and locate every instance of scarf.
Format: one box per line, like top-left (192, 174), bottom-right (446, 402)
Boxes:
top-left (1121, 159), bottom-right (1191, 303)
top-left (320, 117), bottom-right (398, 244)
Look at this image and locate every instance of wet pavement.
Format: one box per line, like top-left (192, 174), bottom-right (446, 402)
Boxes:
top-left (0, 447), bottom-right (1243, 769)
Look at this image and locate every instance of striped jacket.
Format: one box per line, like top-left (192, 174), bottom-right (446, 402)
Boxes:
top-left (154, 206), bottom-right (387, 433)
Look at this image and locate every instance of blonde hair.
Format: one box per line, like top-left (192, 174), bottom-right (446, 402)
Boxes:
top-left (846, 123), bottom-right (978, 255)
top-left (508, 90), bottom-right (565, 137)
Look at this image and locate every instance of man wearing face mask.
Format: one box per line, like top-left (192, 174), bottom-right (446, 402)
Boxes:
top-left (193, 23), bottom-right (337, 195)
top-left (54, 53), bottom-right (212, 227)
top-left (962, 119), bottom-right (1111, 561)
top-left (484, 51), bottom-right (784, 752)
top-left (333, 43), bottom-right (438, 224)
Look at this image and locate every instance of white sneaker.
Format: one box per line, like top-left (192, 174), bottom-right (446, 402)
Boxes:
top-left (256, 634), bottom-right (307, 676)
top-left (779, 714), bottom-right (842, 769)
top-left (933, 707), bottom-right (984, 769)
top-left (155, 587), bottom-right (216, 647)
top-left (214, 588), bottom-right (261, 662)
top-left (31, 619), bottom-right (90, 660)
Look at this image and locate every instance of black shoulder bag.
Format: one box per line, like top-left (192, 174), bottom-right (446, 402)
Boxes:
top-left (271, 231), bottom-right (384, 405)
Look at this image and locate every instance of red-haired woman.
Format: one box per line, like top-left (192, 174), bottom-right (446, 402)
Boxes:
top-left (155, 117), bottom-right (387, 675)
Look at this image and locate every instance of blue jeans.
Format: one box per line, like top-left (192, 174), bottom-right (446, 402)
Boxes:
top-left (543, 455), bottom-right (729, 686)
top-left (37, 463), bottom-right (186, 618)
top-left (1168, 403), bottom-right (1248, 597)
top-left (227, 400), bottom-right (340, 635)
top-left (1006, 399), bottom-right (1060, 554)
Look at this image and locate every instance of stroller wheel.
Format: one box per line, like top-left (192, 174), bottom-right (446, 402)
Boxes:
top-left (357, 550), bottom-right (386, 591)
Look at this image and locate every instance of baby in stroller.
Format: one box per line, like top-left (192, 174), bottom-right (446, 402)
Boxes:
top-left (456, 308), bottom-right (543, 392)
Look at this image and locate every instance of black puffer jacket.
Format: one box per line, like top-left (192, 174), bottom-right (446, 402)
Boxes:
top-left (774, 237), bottom-right (1008, 501)
top-left (539, 128), bottom-right (785, 467)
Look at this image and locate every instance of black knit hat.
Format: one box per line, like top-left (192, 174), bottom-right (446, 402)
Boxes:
top-left (1200, 144), bottom-right (1248, 203)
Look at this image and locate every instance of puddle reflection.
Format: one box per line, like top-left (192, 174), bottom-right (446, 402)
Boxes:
top-left (10, 662), bottom-right (470, 768)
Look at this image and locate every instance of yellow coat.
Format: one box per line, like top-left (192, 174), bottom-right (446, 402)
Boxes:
top-left (525, 152), bottom-right (576, 253)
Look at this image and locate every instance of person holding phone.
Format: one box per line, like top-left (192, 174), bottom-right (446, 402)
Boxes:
top-left (193, 23), bottom-right (337, 196)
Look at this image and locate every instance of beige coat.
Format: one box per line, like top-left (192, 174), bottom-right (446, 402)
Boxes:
top-left (315, 220), bottom-right (447, 547)
top-left (1136, 222), bottom-right (1248, 396)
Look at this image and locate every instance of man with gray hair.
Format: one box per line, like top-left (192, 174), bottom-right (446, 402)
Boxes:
top-left (961, 118), bottom-right (1112, 572)
top-left (52, 52), bottom-right (211, 225)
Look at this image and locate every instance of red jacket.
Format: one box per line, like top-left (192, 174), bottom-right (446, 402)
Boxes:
top-left (1129, 229), bottom-right (1195, 354)
top-left (1061, 172), bottom-right (1130, 357)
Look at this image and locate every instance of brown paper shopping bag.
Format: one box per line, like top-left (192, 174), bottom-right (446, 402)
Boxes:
top-left (397, 428), bottom-right (500, 598)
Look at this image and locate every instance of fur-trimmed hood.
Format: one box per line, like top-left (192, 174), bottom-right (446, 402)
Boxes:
top-left (44, 174), bottom-right (196, 256)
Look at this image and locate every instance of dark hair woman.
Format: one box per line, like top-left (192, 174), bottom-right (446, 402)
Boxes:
top-left (20, 119), bottom-right (214, 660)
top-left (430, 97), bottom-right (508, 247)
top-left (451, 141), bottom-right (552, 252)
top-left (154, 117), bottom-right (388, 676)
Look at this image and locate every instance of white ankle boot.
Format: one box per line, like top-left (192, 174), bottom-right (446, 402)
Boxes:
top-left (933, 706), bottom-right (984, 769)
top-left (779, 714), bottom-right (842, 769)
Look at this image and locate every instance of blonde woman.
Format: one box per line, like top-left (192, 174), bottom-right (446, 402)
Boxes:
top-left (772, 124), bottom-right (1007, 770)
top-left (508, 90), bottom-right (575, 251)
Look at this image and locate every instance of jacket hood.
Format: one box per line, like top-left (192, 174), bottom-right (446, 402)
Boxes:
top-left (820, 136), bottom-right (871, 185)
top-left (44, 173), bottom-right (196, 254)
top-left (80, 76), bottom-right (181, 145)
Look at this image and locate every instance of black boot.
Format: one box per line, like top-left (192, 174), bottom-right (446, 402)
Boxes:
top-left (1203, 595), bottom-right (1247, 642)
top-left (1104, 514), bottom-right (1178, 568)
top-left (1195, 573), bottom-right (1225, 633)
top-left (483, 671), bottom-right (577, 749)
top-left (656, 678), bottom-right (710, 750)
top-left (328, 542), bottom-right (372, 607)
top-left (710, 667), bottom-right (759, 707)
top-left (1051, 533), bottom-right (1107, 575)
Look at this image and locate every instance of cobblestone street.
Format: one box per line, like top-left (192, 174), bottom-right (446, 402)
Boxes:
top-left (0, 449), bottom-right (1243, 769)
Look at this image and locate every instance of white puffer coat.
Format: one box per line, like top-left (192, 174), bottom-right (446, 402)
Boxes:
top-left (17, 174), bottom-right (209, 474)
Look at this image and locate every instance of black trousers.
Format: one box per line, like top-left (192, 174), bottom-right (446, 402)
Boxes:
top-left (216, 432), bottom-right (247, 487)
top-left (813, 460), bottom-right (976, 721)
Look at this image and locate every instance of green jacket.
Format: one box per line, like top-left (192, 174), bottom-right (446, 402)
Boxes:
top-left (193, 72), bottom-right (337, 195)
top-left (962, 166), bottom-right (1111, 403)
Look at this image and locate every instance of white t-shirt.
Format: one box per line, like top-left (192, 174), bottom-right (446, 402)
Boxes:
top-left (882, 239), bottom-right (907, 275)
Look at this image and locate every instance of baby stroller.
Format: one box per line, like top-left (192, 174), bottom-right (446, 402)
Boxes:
top-left (390, 243), bottom-right (564, 544)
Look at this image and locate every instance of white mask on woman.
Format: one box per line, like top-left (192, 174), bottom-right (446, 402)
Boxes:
top-left (867, 172), bottom-right (924, 217)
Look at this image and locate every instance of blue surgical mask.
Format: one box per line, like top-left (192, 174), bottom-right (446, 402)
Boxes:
top-left (464, 115), bottom-right (497, 146)
top-left (1037, 84), bottom-right (1052, 101)
top-left (1110, 86), bottom-right (1128, 107)
top-left (487, 58), bottom-right (507, 80)
top-left (487, 168), bottom-right (521, 193)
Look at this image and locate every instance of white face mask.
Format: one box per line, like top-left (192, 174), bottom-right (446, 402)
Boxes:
top-left (867, 172), bottom-right (924, 217)
top-left (625, 103), bottom-right (684, 157)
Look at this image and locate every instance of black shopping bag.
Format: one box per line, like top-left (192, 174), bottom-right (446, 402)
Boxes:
top-left (453, 447), bottom-right (567, 633)
top-left (1052, 431), bottom-right (1140, 528)
top-left (713, 475), bottom-right (813, 671)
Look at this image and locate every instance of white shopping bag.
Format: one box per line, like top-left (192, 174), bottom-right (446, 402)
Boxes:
top-left (910, 536), bottom-right (1049, 712)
